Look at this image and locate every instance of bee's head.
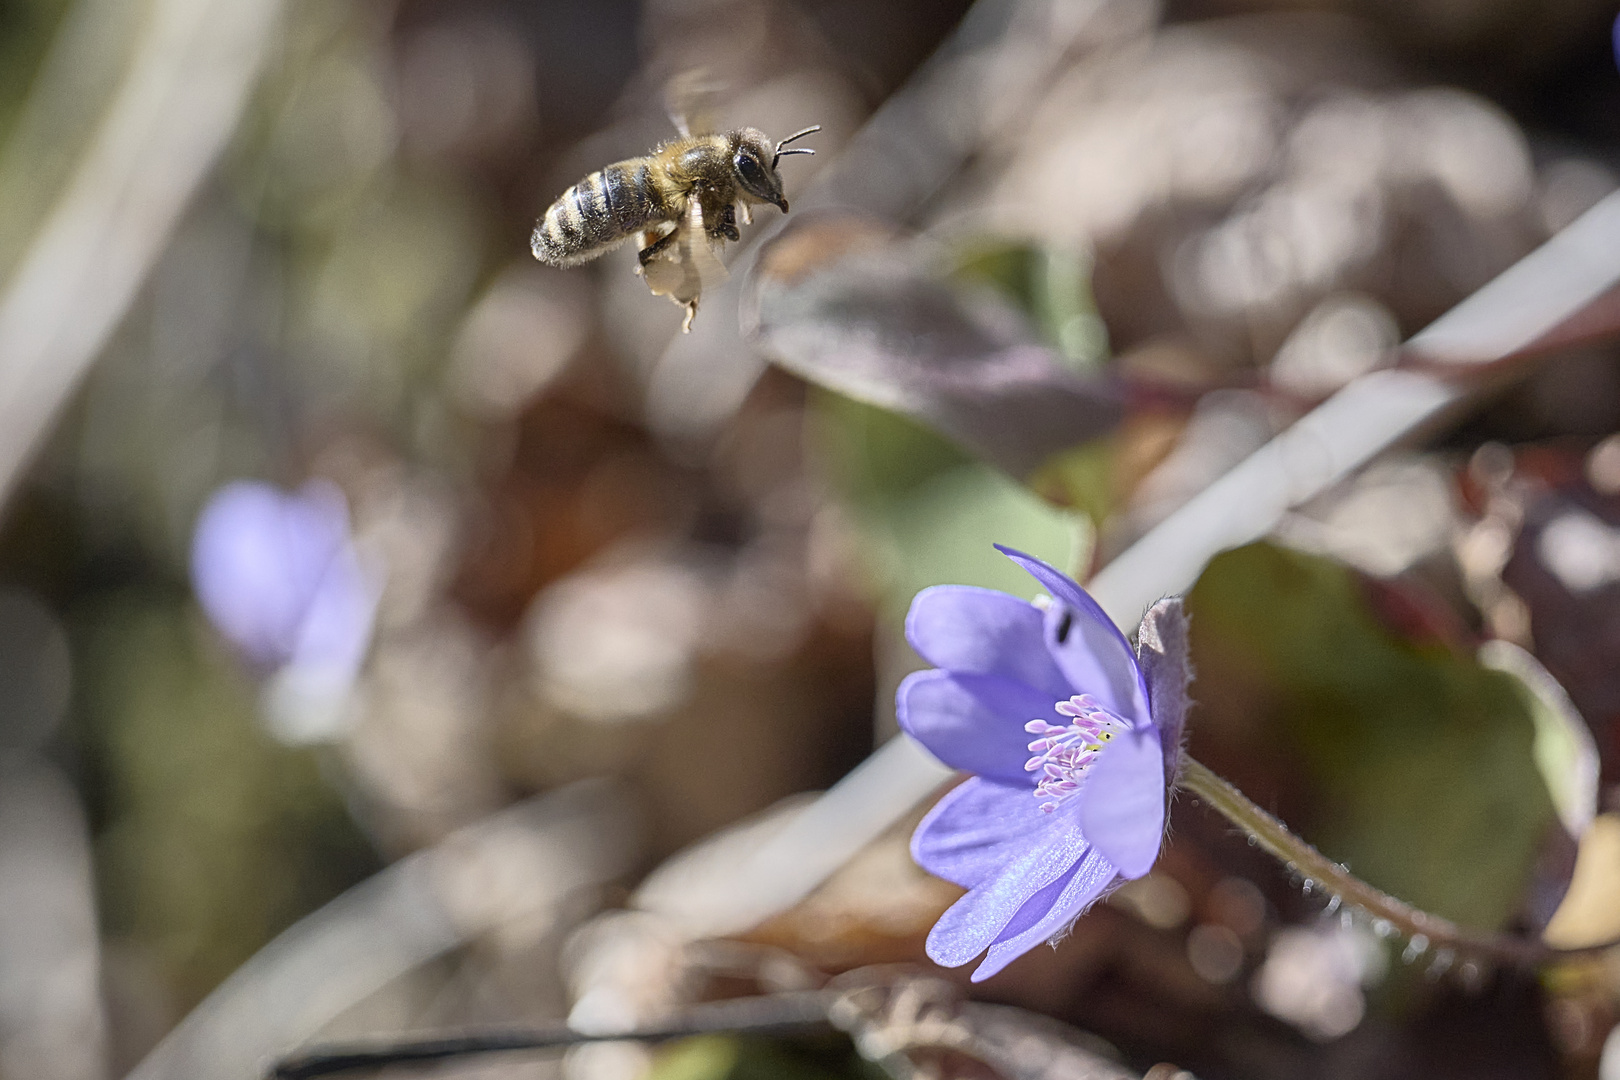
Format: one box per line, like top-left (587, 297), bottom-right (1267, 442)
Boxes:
top-left (729, 126), bottom-right (817, 213)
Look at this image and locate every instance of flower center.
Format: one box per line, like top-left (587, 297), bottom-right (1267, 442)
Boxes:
top-left (1024, 694), bottom-right (1129, 812)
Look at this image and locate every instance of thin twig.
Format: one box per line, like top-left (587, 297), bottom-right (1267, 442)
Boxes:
top-left (1177, 755), bottom-right (1620, 967)
top-left (1086, 188), bottom-right (1620, 630)
top-left (270, 991), bottom-right (837, 1080)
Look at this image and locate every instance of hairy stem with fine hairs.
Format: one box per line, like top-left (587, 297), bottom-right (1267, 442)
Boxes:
top-left (1177, 754), bottom-right (1615, 968)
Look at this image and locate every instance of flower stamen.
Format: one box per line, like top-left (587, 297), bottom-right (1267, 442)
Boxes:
top-left (1024, 694), bottom-right (1129, 812)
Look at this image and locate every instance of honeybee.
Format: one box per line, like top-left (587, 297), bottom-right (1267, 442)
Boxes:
top-left (531, 123), bottom-right (819, 331)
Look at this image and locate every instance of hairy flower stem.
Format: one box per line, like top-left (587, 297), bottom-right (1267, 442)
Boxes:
top-left (1177, 755), bottom-right (1614, 967)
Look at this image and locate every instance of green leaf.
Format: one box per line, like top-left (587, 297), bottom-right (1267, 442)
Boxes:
top-left (1478, 639), bottom-right (1599, 839)
top-left (812, 394), bottom-right (1086, 618)
top-left (1186, 543), bottom-right (1555, 931)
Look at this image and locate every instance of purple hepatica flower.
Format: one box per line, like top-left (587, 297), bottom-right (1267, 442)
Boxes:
top-left (191, 479), bottom-right (380, 742)
top-left (899, 545), bottom-right (1190, 981)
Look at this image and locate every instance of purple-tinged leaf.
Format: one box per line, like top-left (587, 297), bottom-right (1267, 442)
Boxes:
top-left (745, 217), bottom-right (1122, 479)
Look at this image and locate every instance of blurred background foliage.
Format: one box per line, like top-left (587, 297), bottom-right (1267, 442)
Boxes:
top-left (1, 0), bottom-right (1620, 1078)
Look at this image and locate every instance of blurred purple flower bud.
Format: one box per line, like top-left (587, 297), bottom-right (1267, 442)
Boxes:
top-left (899, 546), bottom-right (1189, 981)
top-left (191, 480), bottom-right (379, 740)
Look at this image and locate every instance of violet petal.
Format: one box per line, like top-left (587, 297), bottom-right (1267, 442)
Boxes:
top-left (973, 846), bottom-right (1119, 981)
top-left (911, 777), bottom-right (1069, 888)
top-left (906, 585), bottom-right (1070, 699)
top-left (1078, 721), bottom-right (1165, 879)
top-left (288, 543), bottom-right (378, 681)
top-left (925, 817), bottom-right (1091, 967)
top-left (191, 480), bottom-right (351, 667)
top-left (898, 670), bottom-right (1056, 784)
top-left (994, 546), bottom-right (1150, 723)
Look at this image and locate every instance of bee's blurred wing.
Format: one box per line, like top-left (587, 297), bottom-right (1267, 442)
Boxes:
top-left (664, 69), bottom-right (723, 138)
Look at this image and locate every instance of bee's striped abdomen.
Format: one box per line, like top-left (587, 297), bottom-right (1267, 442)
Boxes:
top-left (532, 160), bottom-right (666, 266)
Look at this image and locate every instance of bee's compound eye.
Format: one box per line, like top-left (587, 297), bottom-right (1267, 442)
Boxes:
top-left (736, 154), bottom-right (764, 184)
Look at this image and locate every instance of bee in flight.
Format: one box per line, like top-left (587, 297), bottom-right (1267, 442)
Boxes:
top-left (531, 122), bottom-right (819, 332)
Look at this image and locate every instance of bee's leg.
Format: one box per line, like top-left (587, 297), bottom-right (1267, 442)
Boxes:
top-left (638, 229), bottom-right (680, 266)
top-left (738, 204), bottom-right (752, 227)
top-left (715, 205), bottom-right (740, 243)
top-left (681, 299), bottom-right (699, 333)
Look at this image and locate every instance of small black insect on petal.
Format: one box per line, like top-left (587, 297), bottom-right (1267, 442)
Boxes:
top-left (1055, 608), bottom-right (1074, 645)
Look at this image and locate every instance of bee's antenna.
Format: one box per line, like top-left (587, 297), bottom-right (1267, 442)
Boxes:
top-left (773, 125), bottom-right (820, 167)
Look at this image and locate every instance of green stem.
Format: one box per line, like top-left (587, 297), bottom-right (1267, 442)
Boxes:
top-left (1176, 755), bottom-right (1612, 968)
